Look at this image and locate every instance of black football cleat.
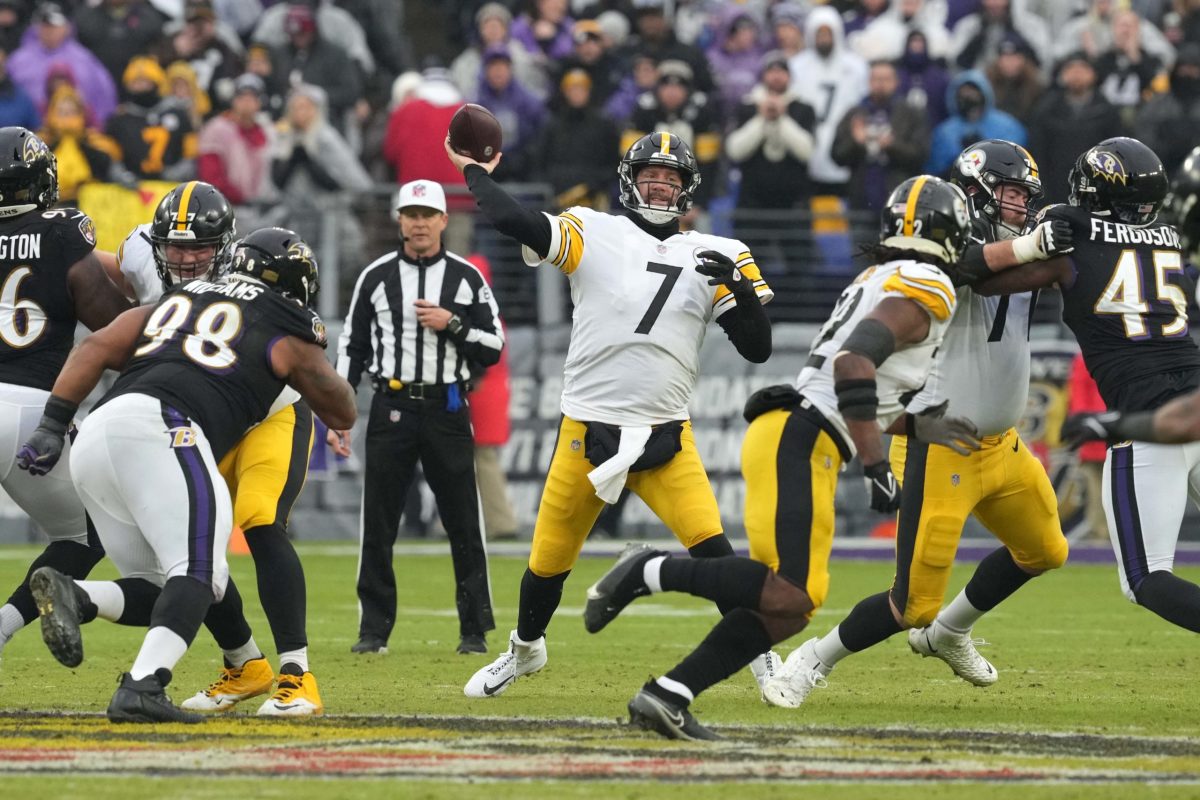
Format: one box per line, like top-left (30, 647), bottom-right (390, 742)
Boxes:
top-left (107, 669), bottom-right (205, 724)
top-left (457, 633), bottom-right (488, 655)
top-left (583, 543), bottom-right (664, 634)
top-left (351, 634), bottom-right (389, 654)
top-left (627, 685), bottom-right (721, 741)
top-left (29, 566), bottom-right (87, 668)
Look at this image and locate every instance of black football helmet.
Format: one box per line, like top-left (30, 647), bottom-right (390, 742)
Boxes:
top-left (1068, 137), bottom-right (1168, 226)
top-left (149, 181), bottom-right (236, 290)
top-left (1166, 145), bottom-right (1200, 261)
top-left (879, 174), bottom-right (972, 265)
top-left (951, 139), bottom-right (1042, 237)
top-left (0, 127), bottom-right (58, 214)
top-left (617, 131), bottom-right (701, 225)
top-left (228, 227), bottom-right (319, 307)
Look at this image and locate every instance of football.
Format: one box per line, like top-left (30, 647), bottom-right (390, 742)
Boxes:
top-left (448, 103), bottom-right (503, 164)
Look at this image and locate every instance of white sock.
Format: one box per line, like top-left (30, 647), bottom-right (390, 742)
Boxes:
top-left (278, 647), bottom-right (309, 673)
top-left (655, 675), bottom-right (694, 702)
top-left (77, 580), bottom-right (125, 622)
top-left (130, 626), bottom-right (189, 680)
top-left (812, 625), bottom-right (851, 670)
top-left (643, 556), bottom-right (666, 593)
top-left (222, 637), bottom-right (263, 668)
top-left (932, 590), bottom-right (984, 638)
top-left (0, 603), bottom-right (25, 650)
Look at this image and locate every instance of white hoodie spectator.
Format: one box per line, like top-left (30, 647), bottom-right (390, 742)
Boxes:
top-left (850, 0), bottom-right (952, 62)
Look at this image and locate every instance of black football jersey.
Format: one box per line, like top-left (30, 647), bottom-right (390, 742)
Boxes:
top-left (104, 276), bottom-right (327, 459)
top-left (0, 208), bottom-right (97, 391)
top-left (1049, 203), bottom-right (1200, 412)
top-left (106, 103), bottom-right (195, 180)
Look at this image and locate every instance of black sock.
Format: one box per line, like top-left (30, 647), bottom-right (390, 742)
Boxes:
top-left (7, 540), bottom-right (104, 623)
top-left (245, 523), bottom-right (308, 652)
top-left (279, 662), bottom-right (304, 677)
top-left (150, 577), bottom-right (214, 646)
top-left (1134, 571), bottom-right (1200, 632)
top-left (114, 578), bottom-right (161, 627)
top-left (964, 547), bottom-right (1034, 612)
top-left (203, 577), bottom-right (254, 652)
top-left (516, 568), bottom-right (569, 642)
top-left (664, 608), bottom-right (773, 700)
top-left (659, 556), bottom-right (768, 611)
top-left (839, 591), bottom-right (902, 652)
top-left (688, 535), bottom-right (739, 615)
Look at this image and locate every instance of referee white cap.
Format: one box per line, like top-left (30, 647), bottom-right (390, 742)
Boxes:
top-left (395, 180), bottom-right (447, 217)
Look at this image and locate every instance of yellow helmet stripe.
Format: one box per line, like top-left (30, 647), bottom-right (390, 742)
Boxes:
top-left (902, 175), bottom-right (928, 237)
top-left (175, 180), bottom-right (198, 231)
top-left (1016, 144), bottom-right (1039, 179)
top-left (659, 132), bottom-right (671, 155)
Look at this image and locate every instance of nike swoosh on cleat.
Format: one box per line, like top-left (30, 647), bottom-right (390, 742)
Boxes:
top-left (482, 677), bottom-right (514, 696)
top-left (663, 709), bottom-right (685, 728)
top-left (586, 587), bottom-right (602, 600)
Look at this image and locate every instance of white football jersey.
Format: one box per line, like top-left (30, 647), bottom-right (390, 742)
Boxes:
top-left (796, 259), bottom-right (957, 456)
top-left (525, 207), bottom-right (773, 425)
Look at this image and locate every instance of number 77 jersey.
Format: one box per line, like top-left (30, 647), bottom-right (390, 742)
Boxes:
top-left (527, 206), bottom-right (773, 426)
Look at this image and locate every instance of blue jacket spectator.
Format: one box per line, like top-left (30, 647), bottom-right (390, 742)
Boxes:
top-left (925, 69), bottom-right (1025, 175)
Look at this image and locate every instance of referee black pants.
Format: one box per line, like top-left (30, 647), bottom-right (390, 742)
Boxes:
top-left (358, 391), bottom-right (495, 641)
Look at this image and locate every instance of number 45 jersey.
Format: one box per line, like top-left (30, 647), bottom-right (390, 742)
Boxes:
top-left (526, 206), bottom-right (773, 426)
top-left (797, 260), bottom-right (958, 457)
top-left (102, 275), bottom-right (327, 460)
top-left (1047, 203), bottom-right (1200, 412)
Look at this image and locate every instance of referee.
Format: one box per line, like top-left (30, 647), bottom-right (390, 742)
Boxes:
top-left (333, 179), bottom-right (502, 656)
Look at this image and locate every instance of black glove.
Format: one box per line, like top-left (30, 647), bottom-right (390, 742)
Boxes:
top-left (863, 460), bottom-right (901, 513)
top-left (695, 250), bottom-right (754, 296)
top-left (1060, 411), bottom-right (1123, 448)
top-left (17, 420), bottom-right (68, 476)
top-left (910, 403), bottom-right (982, 455)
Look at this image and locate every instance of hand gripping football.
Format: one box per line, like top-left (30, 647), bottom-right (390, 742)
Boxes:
top-left (448, 103), bottom-right (503, 163)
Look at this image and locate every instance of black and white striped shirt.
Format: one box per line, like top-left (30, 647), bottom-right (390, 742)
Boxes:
top-left (336, 248), bottom-right (504, 389)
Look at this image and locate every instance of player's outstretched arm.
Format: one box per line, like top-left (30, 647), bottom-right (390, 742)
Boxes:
top-left (67, 251), bottom-right (135, 330)
top-left (273, 336), bottom-right (357, 431)
top-left (445, 138), bottom-right (553, 260)
top-left (1064, 392), bottom-right (1200, 446)
top-left (970, 257), bottom-right (1072, 296)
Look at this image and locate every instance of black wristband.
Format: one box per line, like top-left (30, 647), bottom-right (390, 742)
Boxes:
top-left (41, 394), bottom-right (78, 433)
top-left (835, 378), bottom-right (878, 421)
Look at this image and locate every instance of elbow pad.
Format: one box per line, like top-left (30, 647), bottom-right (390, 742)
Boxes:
top-left (835, 378), bottom-right (878, 421)
top-left (839, 318), bottom-right (895, 366)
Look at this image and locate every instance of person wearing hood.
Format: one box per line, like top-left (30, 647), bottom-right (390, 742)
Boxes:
top-left (1135, 43), bottom-right (1200, 173)
top-left (473, 46), bottom-right (547, 183)
top-left (850, 0), bottom-right (952, 63)
top-left (788, 5), bottom-right (868, 193)
top-left (10, 3), bottom-right (118, 125)
top-left (985, 31), bottom-right (1045, 127)
top-left (896, 28), bottom-right (951, 125)
top-left (925, 70), bottom-right (1025, 175)
top-left (450, 2), bottom-right (547, 101)
top-left (0, 44), bottom-right (38, 130)
top-left (535, 68), bottom-right (619, 209)
top-left (105, 55), bottom-right (198, 182)
top-left (38, 83), bottom-right (129, 201)
top-left (707, 10), bottom-right (767, 121)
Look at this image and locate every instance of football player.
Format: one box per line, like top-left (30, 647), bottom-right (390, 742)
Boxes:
top-left (101, 184), bottom-right (327, 716)
top-left (951, 138), bottom-right (1200, 637)
top-left (0, 127), bottom-right (133, 665)
top-left (16, 228), bottom-right (355, 723)
top-left (447, 131), bottom-right (779, 700)
top-left (583, 175), bottom-right (977, 740)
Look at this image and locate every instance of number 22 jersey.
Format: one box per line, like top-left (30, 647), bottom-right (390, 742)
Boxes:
top-left (526, 207), bottom-right (773, 426)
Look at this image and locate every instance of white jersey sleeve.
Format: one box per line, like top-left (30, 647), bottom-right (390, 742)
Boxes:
top-left (117, 223), bottom-right (164, 305)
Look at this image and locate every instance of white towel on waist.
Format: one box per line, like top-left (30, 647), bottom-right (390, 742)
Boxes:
top-left (587, 425), bottom-right (652, 504)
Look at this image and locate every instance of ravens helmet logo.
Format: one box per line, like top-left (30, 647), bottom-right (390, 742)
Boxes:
top-left (1087, 150), bottom-right (1127, 185)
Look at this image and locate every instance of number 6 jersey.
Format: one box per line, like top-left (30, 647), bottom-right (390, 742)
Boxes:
top-left (102, 275), bottom-right (327, 460)
top-left (527, 206), bottom-right (773, 426)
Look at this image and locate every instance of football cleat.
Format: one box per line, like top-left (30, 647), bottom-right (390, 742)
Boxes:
top-left (627, 685), bottom-right (720, 741)
top-left (351, 634), bottom-right (388, 654)
top-left (463, 629), bottom-right (547, 698)
top-left (748, 650), bottom-right (783, 700)
top-left (257, 670), bottom-right (324, 717)
top-left (583, 542), bottom-right (665, 634)
top-left (107, 669), bottom-right (204, 724)
top-left (457, 633), bottom-right (488, 655)
top-left (29, 566), bottom-right (87, 668)
top-left (180, 657), bottom-right (275, 712)
top-left (760, 637), bottom-right (830, 709)
top-left (908, 626), bottom-right (998, 686)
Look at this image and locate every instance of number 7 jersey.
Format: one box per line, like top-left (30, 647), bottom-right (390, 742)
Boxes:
top-left (527, 206), bottom-right (773, 426)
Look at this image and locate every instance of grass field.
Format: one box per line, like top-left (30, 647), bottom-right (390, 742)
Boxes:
top-left (1, 542), bottom-right (1199, 798)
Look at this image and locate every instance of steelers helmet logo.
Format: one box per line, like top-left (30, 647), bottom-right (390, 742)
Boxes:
top-left (1087, 150), bottom-right (1127, 185)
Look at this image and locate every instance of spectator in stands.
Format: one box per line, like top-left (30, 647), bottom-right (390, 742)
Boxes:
top-left (843, 0), bottom-right (889, 41)
top-left (850, 0), bottom-right (952, 63)
top-left (986, 31), bottom-right (1046, 127)
top-left (896, 29), bottom-right (951, 126)
top-left (253, 0), bottom-right (373, 79)
top-left (244, 42), bottom-right (286, 119)
top-left (707, 8), bottom-right (767, 122)
top-left (105, 55), bottom-right (197, 182)
top-left (73, 0), bottom-right (166, 85)
top-left (0, 0), bottom-right (24, 54)
top-left (510, 0), bottom-right (575, 65)
top-left (197, 73), bottom-right (276, 212)
top-left (38, 84), bottom-right (129, 201)
top-left (0, 45), bottom-right (38, 130)
top-left (790, 5), bottom-right (867, 195)
top-left (212, 0), bottom-right (262, 40)
top-left (770, 2), bottom-right (806, 61)
top-left (553, 19), bottom-right (622, 109)
top-left (1182, 0), bottom-right (1200, 46)
top-left (1028, 52), bottom-right (1123, 203)
top-left (725, 51), bottom-right (815, 272)
top-left (925, 70), bottom-right (1025, 175)
top-left (626, 59), bottom-right (721, 208)
top-left (832, 60), bottom-right (930, 212)
top-left (618, 0), bottom-right (715, 95)
top-left (10, 3), bottom-right (118, 125)
top-left (153, 0), bottom-right (243, 103)
top-left (474, 46), bottom-right (546, 183)
top-left (451, 2), bottom-right (547, 102)
top-left (166, 60), bottom-right (211, 132)
top-left (337, 0), bottom-right (410, 102)
top-left (534, 67), bottom-right (619, 210)
top-left (951, 0), bottom-right (1050, 74)
top-left (1056, 0), bottom-right (1175, 67)
top-left (603, 51), bottom-right (656, 126)
top-left (267, 2), bottom-right (363, 133)
top-left (1096, 9), bottom-right (1168, 125)
top-left (1135, 43), bottom-right (1200, 172)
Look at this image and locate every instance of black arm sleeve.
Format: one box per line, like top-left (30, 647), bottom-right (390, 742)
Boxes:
top-left (716, 290), bottom-right (772, 364)
top-left (465, 164), bottom-right (553, 258)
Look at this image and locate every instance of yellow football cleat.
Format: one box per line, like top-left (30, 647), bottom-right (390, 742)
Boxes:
top-left (179, 657), bottom-right (275, 712)
top-left (257, 671), bottom-right (324, 717)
